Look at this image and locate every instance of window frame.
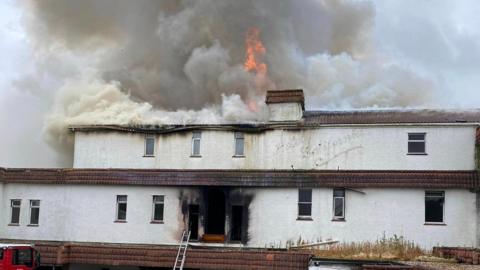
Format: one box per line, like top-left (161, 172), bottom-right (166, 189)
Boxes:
top-left (12, 248), bottom-right (33, 266)
top-left (144, 134), bottom-right (155, 157)
top-left (10, 199), bottom-right (21, 225)
top-left (191, 131), bottom-right (202, 157)
top-left (233, 132), bottom-right (245, 157)
top-left (297, 189), bottom-right (312, 220)
top-left (151, 195), bottom-right (165, 223)
top-left (29, 200), bottom-right (40, 226)
top-left (407, 132), bottom-right (427, 155)
top-left (115, 195), bottom-right (128, 222)
top-left (332, 189), bottom-right (345, 221)
top-left (425, 190), bottom-right (445, 224)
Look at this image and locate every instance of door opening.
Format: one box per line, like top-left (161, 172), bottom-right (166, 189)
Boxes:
top-left (205, 188), bottom-right (226, 235)
top-left (230, 205), bottom-right (243, 241)
top-left (188, 204), bottom-right (199, 240)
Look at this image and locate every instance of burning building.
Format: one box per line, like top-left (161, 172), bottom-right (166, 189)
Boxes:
top-left (1, 89), bottom-right (480, 269)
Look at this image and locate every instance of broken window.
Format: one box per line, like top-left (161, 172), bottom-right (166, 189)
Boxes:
top-left (425, 191), bottom-right (444, 223)
top-left (191, 131), bottom-right (202, 156)
top-left (144, 134), bottom-right (155, 157)
top-left (116, 195), bottom-right (127, 221)
top-left (234, 132), bottom-right (245, 156)
top-left (298, 189), bottom-right (312, 218)
top-left (408, 133), bottom-right (426, 154)
top-left (332, 189), bottom-right (345, 220)
top-left (152, 195), bottom-right (164, 222)
top-left (29, 200), bottom-right (40, 225)
top-left (10, 199), bottom-right (21, 225)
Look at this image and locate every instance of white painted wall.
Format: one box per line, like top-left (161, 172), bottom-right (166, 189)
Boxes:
top-left (73, 126), bottom-right (476, 170)
top-left (248, 188), bottom-right (477, 250)
top-left (0, 184), bottom-right (187, 245)
top-left (0, 183), bottom-right (476, 249)
top-left (268, 103), bottom-right (303, 122)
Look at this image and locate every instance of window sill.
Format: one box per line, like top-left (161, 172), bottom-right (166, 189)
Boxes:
top-left (424, 222), bottom-right (446, 226)
top-left (114, 220), bottom-right (127, 223)
top-left (143, 155), bottom-right (155, 158)
top-left (232, 155), bottom-right (245, 158)
top-left (8, 223), bottom-right (19, 226)
top-left (27, 224), bottom-right (39, 227)
top-left (331, 218), bottom-right (346, 222)
top-left (407, 153), bottom-right (428, 155)
top-left (150, 221), bottom-right (164, 224)
top-left (190, 155), bottom-right (202, 158)
top-left (297, 217), bottom-right (313, 221)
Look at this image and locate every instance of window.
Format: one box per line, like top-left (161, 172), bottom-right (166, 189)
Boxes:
top-left (29, 200), bottom-right (40, 225)
top-left (116, 195), bottom-right (127, 221)
top-left (12, 249), bottom-right (32, 266)
top-left (152, 195), bottom-right (164, 222)
top-left (333, 189), bottom-right (345, 220)
top-left (144, 135), bottom-right (155, 157)
top-left (10, 199), bottom-right (21, 225)
top-left (298, 189), bottom-right (312, 219)
top-left (191, 131), bottom-right (201, 156)
top-left (425, 191), bottom-right (444, 223)
top-left (0, 248), bottom-right (4, 259)
top-left (234, 132), bottom-right (245, 156)
top-left (408, 133), bottom-right (426, 154)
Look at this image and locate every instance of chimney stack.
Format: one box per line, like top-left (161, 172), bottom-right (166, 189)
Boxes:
top-left (265, 89), bottom-right (304, 122)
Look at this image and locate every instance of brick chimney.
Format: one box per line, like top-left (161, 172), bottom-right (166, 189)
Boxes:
top-left (265, 89), bottom-right (304, 122)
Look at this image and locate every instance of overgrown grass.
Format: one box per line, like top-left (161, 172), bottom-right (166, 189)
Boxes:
top-left (307, 234), bottom-right (425, 261)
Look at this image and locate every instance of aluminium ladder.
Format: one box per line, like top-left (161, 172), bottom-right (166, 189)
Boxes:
top-left (173, 230), bottom-right (191, 270)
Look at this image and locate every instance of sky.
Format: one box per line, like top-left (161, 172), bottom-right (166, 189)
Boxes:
top-left (0, 0), bottom-right (479, 168)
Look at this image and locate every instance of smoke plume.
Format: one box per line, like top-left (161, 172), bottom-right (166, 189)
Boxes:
top-left (15, 0), bottom-right (436, 166)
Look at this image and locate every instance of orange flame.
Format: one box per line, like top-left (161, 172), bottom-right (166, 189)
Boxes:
top-left (244, 28), bottom-right (267, 76)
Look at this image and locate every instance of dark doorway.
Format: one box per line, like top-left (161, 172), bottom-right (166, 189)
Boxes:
top-left (206, 188), bottom-right (226, 234)
top-left (188, 204), bottom-right (199, 240)
top-left (230, 205), bottom-right (243, 241)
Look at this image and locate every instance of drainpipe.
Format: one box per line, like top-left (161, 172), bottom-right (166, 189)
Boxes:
top-left (476, 127), bottom-right (480, 248)
top-left (476, 127), bottom-right (480, 170)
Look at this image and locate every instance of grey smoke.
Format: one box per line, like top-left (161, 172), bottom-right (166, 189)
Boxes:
top-left (8, 0), bottom-right (441, 166)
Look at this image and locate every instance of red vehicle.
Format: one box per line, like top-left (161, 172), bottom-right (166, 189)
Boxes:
top-left (0, 244), bottom-right (40, 270)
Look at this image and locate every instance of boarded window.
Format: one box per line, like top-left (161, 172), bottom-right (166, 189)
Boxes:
top-left (425, 191), bottom-right (444, 223)
top-left (144, 135), bottom-right (155, 156)
top-left (29, 200), bottom-right (40, 225)
top-left (191, 131), bottom-right (201, 156)
top-left (408, 133), bottom-right (426, 154)
top-left (10, 199), bottom-right (21, 224)
top-left (12, 249), bottom-right (32, 266)
top-left (116, 195), bottom-right (127, 221)
top-left (333, 189), bottom-right (345, 219)
top-left (152, 195), bottom-right (164, 222)
top-left (298, 189), bottom-right (312, 218)
top-left (234, 132), bottom-right (245, 156)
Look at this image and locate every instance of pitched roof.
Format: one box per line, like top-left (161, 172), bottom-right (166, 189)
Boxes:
top-left (0, 168), bottom-right (477, 189)
top-left (303, 109), bottom-right (480, 125)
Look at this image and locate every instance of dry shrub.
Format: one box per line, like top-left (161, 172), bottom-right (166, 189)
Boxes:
top-left (311, 234), bottom-right (425, 261)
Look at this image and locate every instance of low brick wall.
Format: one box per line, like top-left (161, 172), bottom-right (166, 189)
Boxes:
top-left (433, 246), bottom-right (480, 264)
top-left (362, 265), bottom-right (436, 270)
